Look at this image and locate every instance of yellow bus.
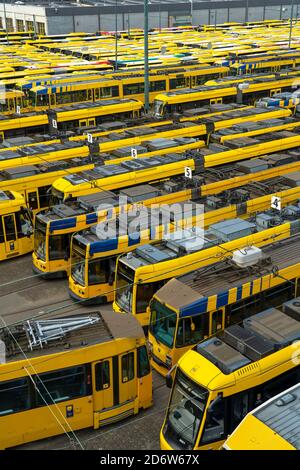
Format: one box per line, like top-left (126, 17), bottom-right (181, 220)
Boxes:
top-left (113, 208), bottom-right (300, 327)
top-left (160, 258), bottom-right (300, 449)
top-left (222, 383), bottom-right (300, 450)
top-left (0, 190), bottom-right (33, 261)
top-left (0, 309), bottom-right (152, 449)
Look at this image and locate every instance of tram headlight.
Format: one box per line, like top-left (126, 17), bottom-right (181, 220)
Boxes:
top-left (147, 341), bottom-right (153, 356)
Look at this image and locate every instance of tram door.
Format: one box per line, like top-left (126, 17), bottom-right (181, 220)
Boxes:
top-left (8, 99), bottom-right (15, 112)
top-left (92, 351), bottom-right (137, 417)
top-left (92, 358), bottom-right (114, 412)
top-left (2, 214), bottom-right (19, 255)
top-left (119, 350), bottom-right (136, 403)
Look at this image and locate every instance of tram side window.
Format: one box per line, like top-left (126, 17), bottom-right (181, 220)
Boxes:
top-left (38, 185), bottom-right (51, 208)
top-left (95, 361), bottom-right (110, 391)
top-left (170, 77), bottom-right (186, 89)
top-left (123, 83), bottom-right (144, 95)
top-left (122, 352), bottom-right (135, 383)
top-left (100, 86), bottom-right (119, 98)
top-left (136, 280), bottom-right (165, 313)
top-left (229, 391), bottom-right (249, 432)
top-left (36, 94), bottom-right (50, 107)
top-left (195, 73), bottom-right (219, 86)
top-left (28, 191), bottom-right (38, 210)
top-left (56, 92), bottom-right (71, 105)
top-left (4, 215), bottom-right (16, 241)
top-left (211, 310), bottom-right (223, 334)
top-left (0, 102), bottom-right (8, 112)
top-left (150, 80), bottom-right (166, 92)
top-left (36, 365), bottom-right (90, 405)
top-left (15, 211), bottom-right (32, 238)
top-left (0, 217), bottom-right (4, 243)
top-left (263, 281), bottom-right (293, 308)
top-left (137, 346), bottom-right (150, 378)
top-left (253, 367), bottom-right (300, 407)
top-left (227, 292), bottom-right (263, 324)
top-left (0, 378), bottom-right (30, 416)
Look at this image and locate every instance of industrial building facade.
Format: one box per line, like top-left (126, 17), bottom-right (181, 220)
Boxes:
top-left (0, 0), bottom-right (299, 35)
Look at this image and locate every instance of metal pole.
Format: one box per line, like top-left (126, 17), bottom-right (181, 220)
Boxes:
top-left (289, 0), bottom-right (295, 49)
top-left (159, 2), bottom-right (161, 31)
top-left (33, 14), bottom-right (37, 39)
top-left (3, 0), bottom-right (9, 44)
top-left (144, 0), bottom-right (149, 113)
top-left (190, 0), bottom-right (193, 25)
top-left (127, 12), bottom-right (130, 38)
top-left (115, 0), bottom-right (118, 70)
top-left (245, 0), bottom-right (249, 23)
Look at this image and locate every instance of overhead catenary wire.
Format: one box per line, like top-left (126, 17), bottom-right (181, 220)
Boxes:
top-left (0, 226), bottom-right (293, 331)
top-left (0, 315), bottom-right (85, 450)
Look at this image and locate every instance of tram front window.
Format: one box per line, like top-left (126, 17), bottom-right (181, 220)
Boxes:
top-left (163, 368), bottom-right (208, 449)
top-left (71, 247), bottom-right (86, 286)
top-left (149, 299), bottom-right (176, 348)
top-left (153, 99), bottom-right (164, 116)
top-left (88, 258), bottom-right (111, 285)
top-left (48, 234), bottom-right (70, 261)
top-left (115, 261), bottom-right (134, 312)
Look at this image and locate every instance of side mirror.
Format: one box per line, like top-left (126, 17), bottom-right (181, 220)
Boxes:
top-left (166, 373), bottom-right (173, 389)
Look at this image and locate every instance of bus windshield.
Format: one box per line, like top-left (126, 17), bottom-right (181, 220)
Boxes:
top-left (71, 244), bottom-right (86, 286)
top-left (115, 260), bottom-right (134, 312)
top-left (149, 299), bottom-right (177, 348)
top-left (34, 219), bottom-right (47, 261)
top-left (163, 368), bottom-right (209, 450)
top-left (153, 99), bottom-right (164, 116)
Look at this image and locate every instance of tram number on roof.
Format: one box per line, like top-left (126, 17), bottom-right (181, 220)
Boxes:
top-left (184, 166), bottom-right (193, 179)
top-left (271, 196), bottom-right (281, 211)
top-left (52, 119), bottom-right (58, 129)
top-left (87, 133), bottom-right (93, 144)
top-left (131, 147), bottom-right (138, 158)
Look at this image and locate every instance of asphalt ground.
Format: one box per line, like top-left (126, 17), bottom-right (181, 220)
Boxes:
top-left (0, 254), bottom-right (170, 450)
